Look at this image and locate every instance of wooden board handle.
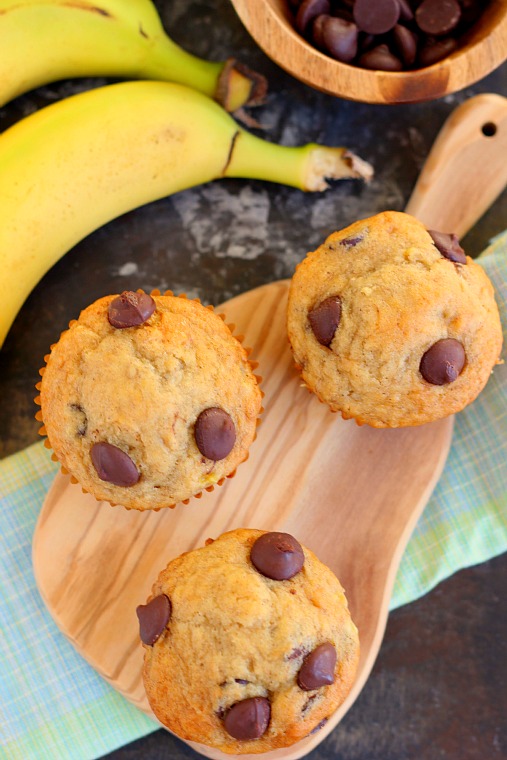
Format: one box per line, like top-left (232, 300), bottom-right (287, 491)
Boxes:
top-left (405, 93), bottom-right (507, 237)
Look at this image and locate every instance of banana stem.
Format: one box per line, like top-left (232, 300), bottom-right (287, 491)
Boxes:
top-left (226, 131), bottom-right (374, 191)
top-left (140, 38), bottom-right (220, 92)
top-left (140, 37), bottom-right (266, 112)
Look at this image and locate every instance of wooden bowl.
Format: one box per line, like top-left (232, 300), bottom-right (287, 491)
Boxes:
top-left (229, 0), bottom-right (507, 104)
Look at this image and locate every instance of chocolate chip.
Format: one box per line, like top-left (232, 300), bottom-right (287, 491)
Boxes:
top-left (108, 291), bottom-right (156, 329)
top-left (353, 0), bottom-right (400, 35)
top-left (428, 230), bottom-right (466, 264)
top-left (459, 0), bottom-right (483, 26)
top-left (321, 16), bottom-right (358, 63)
top-left (418, 36), bottom-right (458, 66)
top-left (340, 235), bottom-right (363, 247)
top-left (287, 646), bottom-right (307, 661)
top-left (392, 24), bottom-right (418, 66)
top-left (194, 407), bottom-right (236, 461)
top-left (396, 0), bottom-right (414, 22)
top-left (308, 717), bottom-right (328, 735)
top-left (416, 0), bottom-right (461, 36)
top-left (308, 296), bottom-right (342, 347)
top-left (420, 339), bottom-right (466, 385)
top-left (311, 14), bottom-right (330, 49)
top-left (296, 0), bottom-right (330, 34)
top-left (358, 43), bottom-right (403, 71)
top-left (90, 442), bottom-right (140, 486)
top-left (136, 594), bottom-right (171, 645)
top-left (297, 642), bottom-right (337, 691)
top-left (358, 33), bottom-right (376, 53)
top-left (250, 532), bottom-right (305, 580)
top-left (70, 403), bottom-right (88, 437)
top-left (223, 697), bottom-right (271, 741)
top-left (332, 5), bottom-right (354, 23)
top-left (301, 693), bottom-right (319, 716)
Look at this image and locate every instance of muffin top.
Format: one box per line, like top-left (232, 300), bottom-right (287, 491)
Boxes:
top-left (287, 211), bottom-right (503, 427)
top-left (39, 292), bottom-right (262, 509)
top-left (138, 528), bottom-right (359, 754)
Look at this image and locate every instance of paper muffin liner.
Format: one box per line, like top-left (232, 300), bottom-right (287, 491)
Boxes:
top-left (291, 363), bottom-right (365, 425)
top-left (35, 288), bottom-right (264, 512)
top-left (286, 330), bottom-right (365, 427)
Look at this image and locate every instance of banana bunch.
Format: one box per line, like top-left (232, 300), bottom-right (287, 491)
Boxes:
top-left (0, 0), bottom-right (265, 111)
top-left (0, 81), bottom-right (372, 347)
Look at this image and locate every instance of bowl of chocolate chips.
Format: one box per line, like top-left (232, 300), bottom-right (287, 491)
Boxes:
top-left (230, 0), bottom-right (507, 103)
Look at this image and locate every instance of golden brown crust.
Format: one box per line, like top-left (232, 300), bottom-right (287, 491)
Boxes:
top-left (141, 529), bottom-right (359, 754)
top-left (39, 294), bottom-right (262, 509)
top-left (287, 211), bottom-right (503, 427)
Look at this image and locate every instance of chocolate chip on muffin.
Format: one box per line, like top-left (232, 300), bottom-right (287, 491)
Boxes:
top-left (194, 407), bottom-right (236, 461)
top-left (224, 697), bottom-right (271, 741)
top-left (420, 338), bottom-right (466, 385)
top-left (107, 290), bottom-right (156, 328)
top-left (250, 531), bottom-right (305, 580)
top-left (136, 595), bottom-right (172, 646)
top-left (308, 297), bottom-right (342, 347)
top-left (298, 643), bottom-right (337, 690)
top-left (428, 230), bottom-right (467, 264)
top-left (90, 441), bottom-right (140, 486)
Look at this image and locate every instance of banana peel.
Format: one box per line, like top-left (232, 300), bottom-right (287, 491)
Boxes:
top-left (0, 0), bottom-right (266, 111)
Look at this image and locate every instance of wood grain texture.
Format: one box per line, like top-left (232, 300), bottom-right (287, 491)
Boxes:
top-left (33, 93), bottom-right (507, 760)
top-left (229, 0), bottom-right (507, 104)
top-left (405, 94), bottom-right (507, 237)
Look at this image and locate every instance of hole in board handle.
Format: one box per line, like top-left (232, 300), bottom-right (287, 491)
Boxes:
top-left (481, 122), bottom-right (497, 137)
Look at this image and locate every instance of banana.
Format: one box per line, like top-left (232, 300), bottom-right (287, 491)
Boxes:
top-left (0, 81), bottom-right (372, 347)
top-left (0, 0), bottom-right (265, 112)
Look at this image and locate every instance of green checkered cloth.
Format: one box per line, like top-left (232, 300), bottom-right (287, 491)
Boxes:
top-left (1, 233), bottom-right (506, 760)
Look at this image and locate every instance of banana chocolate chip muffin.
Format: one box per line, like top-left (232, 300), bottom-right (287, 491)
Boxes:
top-left (38, 291), bottom-right (262, 510)
top-left (137, 528), bottom-right (359, 754)
top-left (287, 211), bottom-right (503, 427)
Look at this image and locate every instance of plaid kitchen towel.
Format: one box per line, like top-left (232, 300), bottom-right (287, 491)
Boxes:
top-left (1, 233), bottom-right (506, 760)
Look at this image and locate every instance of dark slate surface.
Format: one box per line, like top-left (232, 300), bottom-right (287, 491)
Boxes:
top-left (0, 0), bottom-right (505, 757)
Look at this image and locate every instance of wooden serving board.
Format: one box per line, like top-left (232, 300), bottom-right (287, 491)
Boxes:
top-left (33, 93), bottom-right (507, 760)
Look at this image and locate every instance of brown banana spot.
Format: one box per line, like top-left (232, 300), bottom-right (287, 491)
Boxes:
top-left (222, 130), bottom-right (240, 177)
top-left (63, 3), bottom-right (112, 17)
